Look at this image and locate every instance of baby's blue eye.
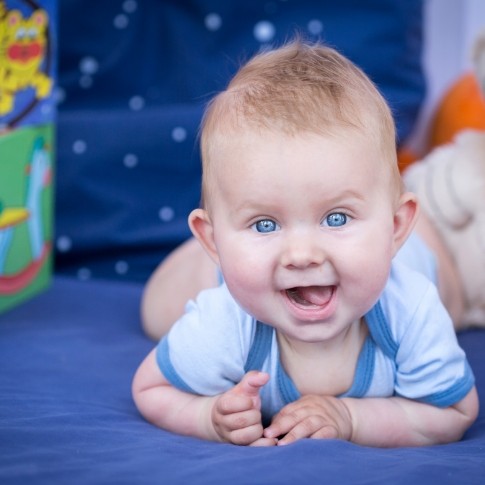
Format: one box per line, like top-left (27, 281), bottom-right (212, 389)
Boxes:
top-left (253, 219), bottom-right (279, 233)
top-left (325, 212), bottom-right (347, 227)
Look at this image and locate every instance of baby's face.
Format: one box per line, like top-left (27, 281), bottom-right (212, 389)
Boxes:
top-left (206, 129), bottom-right (400, 346)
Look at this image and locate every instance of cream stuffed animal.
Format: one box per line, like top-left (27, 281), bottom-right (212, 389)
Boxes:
top-left (404, 130), bottom-right (485, 327)
top-left (404, 29), bottom-right (485, 328)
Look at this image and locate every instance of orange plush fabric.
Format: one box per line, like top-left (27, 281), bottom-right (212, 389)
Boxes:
top-left (429, 72), bottom-right (485, 150)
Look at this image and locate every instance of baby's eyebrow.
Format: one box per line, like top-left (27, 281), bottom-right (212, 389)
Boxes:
top-left (318, 189), bottom-right (366, 205)
top-left (232, 199), bottom-right (282, 214)
top-left (336, 188), bottom-right (366, 199)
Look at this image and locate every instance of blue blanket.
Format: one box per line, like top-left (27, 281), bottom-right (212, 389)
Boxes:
top-left (1, 277), bottom-right (484, 484)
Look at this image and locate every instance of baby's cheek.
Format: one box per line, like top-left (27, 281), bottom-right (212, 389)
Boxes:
top-left (351, 251), bottom-right (392, 307)
top-left (225, 263), bottom-right (262, 292)
top-left (223, 262), bottom-right (268, 307)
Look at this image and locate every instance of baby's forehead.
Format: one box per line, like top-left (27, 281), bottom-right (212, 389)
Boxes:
top-left (207, 128), bottom-right (382, 180)
top-left (208, 125), bottom-right (375, 159)
top-left (204, 126), bottom-right (401, 198)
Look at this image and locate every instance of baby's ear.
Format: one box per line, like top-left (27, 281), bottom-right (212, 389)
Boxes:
top-left (392, 192), bottom-right (419, 255)
top-left (188, 208), bottom-right (220, 265)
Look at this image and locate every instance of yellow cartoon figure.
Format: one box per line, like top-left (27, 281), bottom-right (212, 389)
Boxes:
top-left (0, 8), bottom-right (52, 115)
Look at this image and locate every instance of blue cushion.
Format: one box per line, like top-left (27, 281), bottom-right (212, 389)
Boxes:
top-left (55, 0), bottom-right (425, 282)
top-left (1, 276), bottom-right (484, 483)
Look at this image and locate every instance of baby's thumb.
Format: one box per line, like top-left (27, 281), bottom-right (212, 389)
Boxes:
top-left (233, 371), bottom-right (269, 406)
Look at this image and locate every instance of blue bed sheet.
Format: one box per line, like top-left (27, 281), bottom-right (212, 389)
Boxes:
top-left (0, 277), bottom-right (484, 484)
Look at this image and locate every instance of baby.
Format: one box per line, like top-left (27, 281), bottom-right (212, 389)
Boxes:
top-left (133, 40), bottom-right (478, 447)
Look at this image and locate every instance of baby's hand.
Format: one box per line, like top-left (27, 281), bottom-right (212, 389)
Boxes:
top-left (212, 371), bottom-right (275, 446)
top-left (264, 395), bottom-right (353, 446)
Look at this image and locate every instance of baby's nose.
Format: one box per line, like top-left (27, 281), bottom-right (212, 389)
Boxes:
top-left (280, 235), bottom-right (325, 269)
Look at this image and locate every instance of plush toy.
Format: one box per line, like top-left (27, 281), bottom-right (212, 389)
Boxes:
top-left (404, 130), bottom-right (485, 328)
top-left (403, 30), bottom-right (485, 328)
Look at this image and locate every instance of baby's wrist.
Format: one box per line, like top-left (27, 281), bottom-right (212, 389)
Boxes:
top-left (200, 395), bottom-right (224, 442)
top-left (336, 397), bottom-right (355, 442)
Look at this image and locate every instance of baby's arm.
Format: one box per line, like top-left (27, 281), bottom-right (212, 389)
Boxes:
top-left (132, 349), bottom-right (275, 445)
top-left (343, 388), bottom-right (479, 447)
top-left (265, 387), bottom-right (479, 447)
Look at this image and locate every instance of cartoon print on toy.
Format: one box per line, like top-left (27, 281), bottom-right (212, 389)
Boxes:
top-left (0, 135), bottom-right (51, 293)
top-left (0, 199), bottom-right (29, 275)
top-left (0, 0), bottom-right (53, 128)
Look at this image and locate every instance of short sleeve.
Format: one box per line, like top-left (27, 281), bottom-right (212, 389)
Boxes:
top-left (156, 284), bottom-right (253, 396)
top-left (382, 267), bottom-right (475, 407)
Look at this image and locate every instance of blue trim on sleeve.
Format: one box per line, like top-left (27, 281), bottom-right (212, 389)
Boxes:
top-left (244, 321), bottom-right (273, 372)
top-left (412, 361), bottom-right (476, 408)
top-left (365, 302), bottom-right (398, 360)
top-left (341, 335), bottom-right (376, 398)
top-left (156, 338), bottom-right (197, 394)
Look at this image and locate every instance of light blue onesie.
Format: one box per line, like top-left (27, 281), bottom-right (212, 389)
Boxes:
top-left (157, 233), bottom-right (475, 421)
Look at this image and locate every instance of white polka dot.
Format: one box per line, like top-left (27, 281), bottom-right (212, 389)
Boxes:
top-left (115, 260), bottom-right (129, 275)
top-left (253, 21), bottom-right (275, 43)
top-left (73, 140), bottom-right (87, 155)
top-left (56, 236), bottom-right (72, 253)
top-left (159, 206), bottom-right (174, 222)
top-left (77, 267), bottom-right (91, 281)
top-left (79, 75), bottom-right (93, 89)
top-left (53, 87), bottom-right (66, 105)
top-left (308, 19), bottom-right (323, 35)
top-left (129, 96), bottom-right (145, 111)
top-left (114, 13), bottom-right (129, 29)
top-left (123, 153), bottom-right (138, 168)
top-left (79, 56), bottom-right (99, 75)
top-left (171, 126), bottom-right (187, 143)
top-left (123, 0), bottom-right (137, 13)
top-left (205, 13), bottom-right (222, 31)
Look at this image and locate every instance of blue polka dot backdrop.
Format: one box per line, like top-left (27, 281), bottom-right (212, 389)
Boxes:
top-left (55, 0), bottom-right (425, 282)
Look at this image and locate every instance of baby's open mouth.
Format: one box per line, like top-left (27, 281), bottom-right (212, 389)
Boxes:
top-left (286, 286), bottom-right (334, 307)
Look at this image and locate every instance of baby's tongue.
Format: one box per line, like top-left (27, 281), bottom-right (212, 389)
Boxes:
top-left (289, 286), bottom-right (332, 306)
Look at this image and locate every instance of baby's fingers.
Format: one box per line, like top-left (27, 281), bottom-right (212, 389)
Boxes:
top-left (213, 404), bottom-right (265, 445)
top-left (216, 393), bottom-right (257, 416)
top-left (212, 372), bottom-right (271, 445)
top-left (227, 418), bottom-right (265, 446)
top-left (263, 406), bottom-right (300, 440)
top-left (275, 417), bottom-right (340, 446)
top-left (264, 395), bottom-right (353, 445)
top-left (250, 437), bottom-right (278, 447)
top-left (264, 412), bottom-right (321, 443)
top-left (221, 408), bottom-right (262, 432)
top-left (232, 371), bottom-right (269, 408)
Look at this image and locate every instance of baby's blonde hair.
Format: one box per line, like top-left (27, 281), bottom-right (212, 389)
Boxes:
top-left (200, 40), bottom-right (402, 208)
